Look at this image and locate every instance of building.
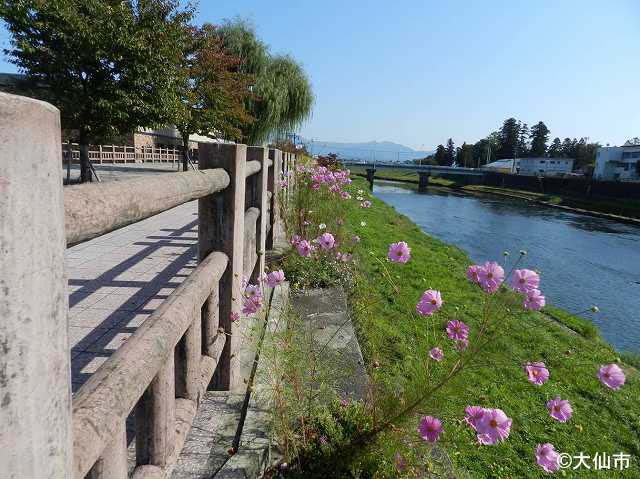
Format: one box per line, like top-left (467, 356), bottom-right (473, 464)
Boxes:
top-left (514, 158), bottom-right (574, 176)
top-left (594, 141), bottom-right (640, 181)
top-left (482, 157), bottom-right (574, 176)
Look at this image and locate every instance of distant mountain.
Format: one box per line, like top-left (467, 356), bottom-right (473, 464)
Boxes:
top-left (304, 139), bottom-right (433, 163)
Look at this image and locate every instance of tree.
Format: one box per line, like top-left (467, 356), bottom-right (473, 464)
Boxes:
top-left (497, 117), bottom-right (519, 159)
top-left (219, 19), bottom-right (313, 144)
top-left (445, 138), bottom-right (455, 165)
top-left (457, 142), bottom-right (473, 168)
top-left (561, 138), bottom-right (576, 158)
top-left (573, 138), bottom-right (599, 171)
top-left (529, 121), bottom-right (550, 156)
top-left (174, 23), bottom-right (253, 171)
top-left (1, 0), bottom-right (193, 182)
top-left (548, 137), bottom-right (562, 157)
top-left (434, 144), bottom-right (447, 166)
top-left (517, 122), bottom-right (529, 157)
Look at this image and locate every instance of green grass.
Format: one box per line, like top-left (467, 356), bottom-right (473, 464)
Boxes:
top-left (281, 171), bottom-right (639, 478)
top-left (340, 178), bottom-right (639, 478)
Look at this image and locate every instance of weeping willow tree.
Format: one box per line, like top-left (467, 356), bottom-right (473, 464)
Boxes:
top-left (218, 19), bottom-right (314, 145)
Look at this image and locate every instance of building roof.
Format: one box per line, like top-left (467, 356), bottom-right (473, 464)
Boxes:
top-left (482, 159), bottom-right (513, 170)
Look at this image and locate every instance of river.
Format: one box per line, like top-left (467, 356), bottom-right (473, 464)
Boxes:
top-left (374, 183), bottom-right (640, 352)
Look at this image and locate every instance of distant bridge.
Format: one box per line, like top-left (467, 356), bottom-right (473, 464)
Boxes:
top-left (341, 161), bottom-right (487, 191)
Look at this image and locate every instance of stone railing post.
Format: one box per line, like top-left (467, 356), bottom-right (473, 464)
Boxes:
top-left (247, 147), bottom-right (269, 282)
top-left (267, 149), bottom-right (282, 249)
top-left (0, 93), bottom-right (72, 478)
top-left (198, 143), bottom-right (246, 390)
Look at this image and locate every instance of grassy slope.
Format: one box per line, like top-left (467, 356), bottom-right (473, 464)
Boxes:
top-left (349, 166), bottom-right (640, 219)
top-left (340, 177), bottom-right (639, 478)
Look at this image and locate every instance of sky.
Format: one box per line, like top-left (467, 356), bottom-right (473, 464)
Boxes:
top-left (2, 1), bottom-right (639, 150)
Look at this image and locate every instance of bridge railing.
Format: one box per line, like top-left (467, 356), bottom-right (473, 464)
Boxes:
top-left (0, 93), bottom-right (294, 479)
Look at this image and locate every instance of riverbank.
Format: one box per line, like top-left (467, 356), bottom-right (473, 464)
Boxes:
top-left (278, 168), bottom-right (639, 477)
top-left (350, 166), bottom-right (640, 224)
top-left (276, 164), bottom-right (640, 478)
top-left (344, 177), bottom-right (639, 477)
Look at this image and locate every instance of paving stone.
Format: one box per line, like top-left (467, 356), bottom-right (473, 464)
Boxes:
top-left (291, 287), bottom-right (369, 401)
top-left (67, 201), bottom-right (199, 387)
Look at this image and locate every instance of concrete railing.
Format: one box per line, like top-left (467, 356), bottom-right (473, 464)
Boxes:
top-left (0, 93), bottom-right (296, 479)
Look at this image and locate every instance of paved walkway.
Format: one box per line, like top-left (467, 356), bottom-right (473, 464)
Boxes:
top-left (63, 162), bottom-right (181, 183)
top-left (67, 201), bottom-right (198, 392)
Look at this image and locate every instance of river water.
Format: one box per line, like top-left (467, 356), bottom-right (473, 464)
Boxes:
top-left (374, 183), bottom-right (640, 352)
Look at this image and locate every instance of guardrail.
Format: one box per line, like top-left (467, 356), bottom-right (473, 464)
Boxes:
top-left (0, 92), bottom-right (296, 479)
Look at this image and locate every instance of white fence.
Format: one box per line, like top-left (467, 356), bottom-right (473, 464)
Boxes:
top-left (62, 143), bottom-right (185, 165)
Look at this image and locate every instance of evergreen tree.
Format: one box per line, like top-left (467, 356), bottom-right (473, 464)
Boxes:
top-left (529, 121), bottom-right (550, 156)
top-left (548, 137), bottom-right (562, 157)
top-left (458, 142), bottom-right (473, 167)
top-left (517, 122), bottom-right (529, 157)
top-left (445, 138), bottom-right (455, 165)
top-left (434, 144), bottom-right (448, 166)
top-left (561, 138), bottom-right (576, 158)
top-left (472, 136), bottom-right (497, 167)
top-left (497, 117), bottom-right (519, 159)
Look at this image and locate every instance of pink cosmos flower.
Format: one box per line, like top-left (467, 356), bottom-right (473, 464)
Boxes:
top-left (318, 435), bottom-right (328, 445)
top-left (340, 398), bottom-right (350, 407)
top-left (510, 269), bottom-right (540, 293)
top-left (230, 311), bottom-right (240, 323)
top-left (466, 264), bottom-right (481, 284)
top-left (388, 241), bottom-right (411, 263)
top-left (341, 191), bottom-right (351, 200)
top-left (361, 200), bottom-right (372, 208)
top-left (329, 184), bottom-right (341, 194)
top-left (416, 290), bottom-right (443, 316)
top-left (523, 289), bottom-right (546, 311)
top-left (478, 261), bottom-right (505, 293)
top-left (536, 443), bottom-right (560, 473)
top-left (296, 239), bottom-right (314, 257)
top-left (336, 252), bottom-right (352, 262)
top-left (524, 362), bottom-right (550, 386)
top-left (456, 338), bottom-right (469, 351)
top-left (266, 270), bottom-right (285, 288)
top-left (394, 452), bottom-right (407, 472)
top-left (547, 396), bottom-right (572, 422)
top-left (242, 284), bottom-right (263, 315)
top-left (303, 220), bottom-right (311, 226)
top-left (476, 408), bottom-right (512, 445)
top-left (598, 363), bottom-right (625, 390)
top-left (317, 232), bottom-right (335, 250)
top-left (281, 179), bottom-right (289, 188)
top-left (464, 406), bottom-right (486, 431)
top-left (417, 416), bottom-right (443, 443)
top-left (446, 320), bottom-right (469, 341)
top-left (310, 182), bottom-right (319, 190)
top-left (290, 234), bottom-right (301, 246)
top-left (429, 347), bottom-right (444, 362)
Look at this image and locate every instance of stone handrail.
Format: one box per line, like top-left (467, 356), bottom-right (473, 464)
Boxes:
top-left (72, 251), bottom-right (228, 478)
top-left (64, 169), bottom-right (230, 246)
top-left (0, 92), bottom-right (297, 479)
